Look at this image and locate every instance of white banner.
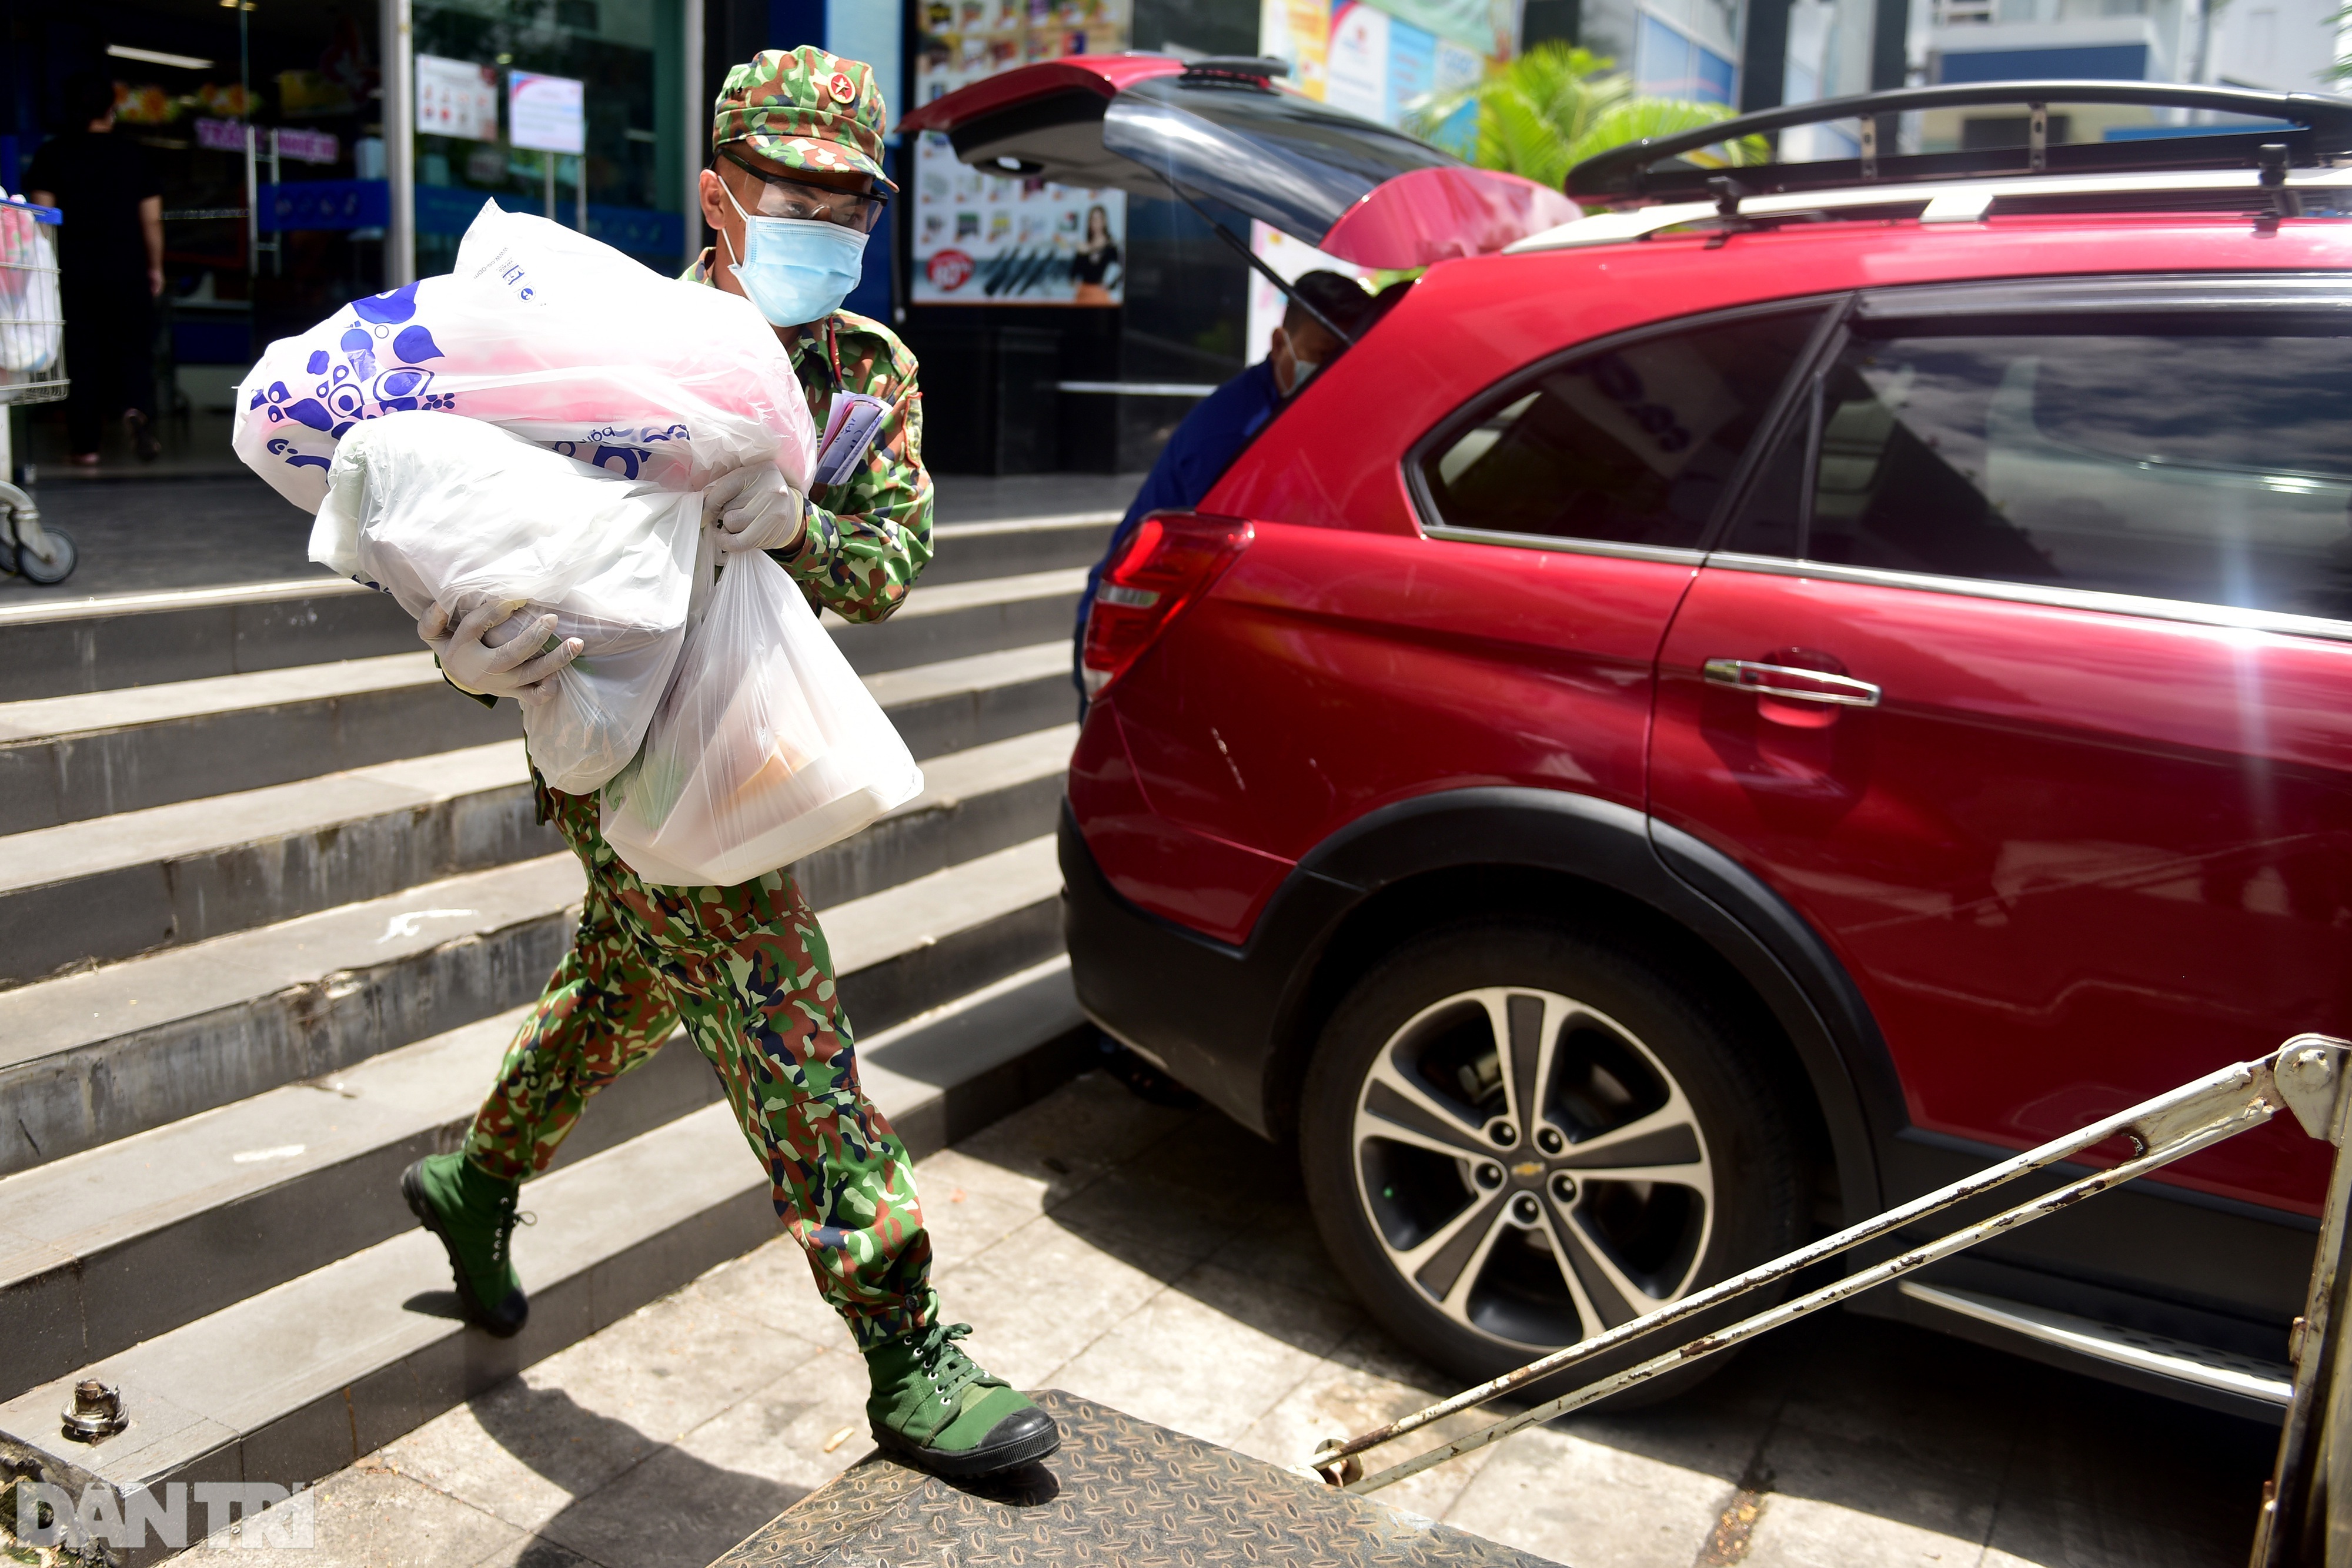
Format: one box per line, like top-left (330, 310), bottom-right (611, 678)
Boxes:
top-left (509, 71), bottom-right (586, 156)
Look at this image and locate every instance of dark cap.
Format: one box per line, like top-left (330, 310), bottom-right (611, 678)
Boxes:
top-left (1284, 270), bottom-right (1378, 336)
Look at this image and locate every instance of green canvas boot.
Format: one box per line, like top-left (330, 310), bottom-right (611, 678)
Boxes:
top-left (401, 1153), bottom-right (530, 1338)
top-left (864, 1322), bottom-right (1059, 1478)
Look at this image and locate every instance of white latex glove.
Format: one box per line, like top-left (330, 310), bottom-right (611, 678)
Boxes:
top-left (703, 462), bottom-right (806, 554)
top-left (420, 600), bottom-right (582, 706)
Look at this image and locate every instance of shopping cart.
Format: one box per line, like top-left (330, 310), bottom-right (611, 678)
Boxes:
top-left (0, 192), bottom-right (75, 586)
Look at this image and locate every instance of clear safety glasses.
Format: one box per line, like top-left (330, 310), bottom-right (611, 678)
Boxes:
top-left (718, 147), bottom-right (890, 234)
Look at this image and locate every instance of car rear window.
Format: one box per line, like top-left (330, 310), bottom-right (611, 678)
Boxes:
top-left (1725, 325), bottom-right (2352, 621)
top-left (1108, 75), bottom-right (1458, 246)
top-left (1418, 309), bottom-right (1825, 552)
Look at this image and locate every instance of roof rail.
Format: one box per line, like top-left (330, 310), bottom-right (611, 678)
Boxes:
top-left (1177, 55), bottom-right (1290, 83)
top-left (1565, 81), bottom-right (2352, 205)
top-left (1506, 163), bottom-right (2352, 253)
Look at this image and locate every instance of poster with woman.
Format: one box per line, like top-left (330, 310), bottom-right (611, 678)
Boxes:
top-left (908, 0), bottom-right (1131, 305)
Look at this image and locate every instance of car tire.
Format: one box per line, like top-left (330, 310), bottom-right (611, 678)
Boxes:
top-left (1300, 920), bottom-right (1805, 1405)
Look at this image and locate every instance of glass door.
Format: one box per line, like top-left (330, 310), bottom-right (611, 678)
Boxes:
top-left (409, 0), bottom-right (688, 280)
top-left (13, 2), bottom-right (387, 472)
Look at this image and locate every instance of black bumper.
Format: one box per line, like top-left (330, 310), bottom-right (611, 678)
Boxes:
top-left (1058, 799), bottom-right (1352, 1138)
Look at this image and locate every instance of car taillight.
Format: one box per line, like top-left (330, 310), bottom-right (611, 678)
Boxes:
top-left (1081, 511), bottom-right (1254, 699)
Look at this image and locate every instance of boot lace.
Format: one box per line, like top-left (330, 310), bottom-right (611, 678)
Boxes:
top-left (916, 1323), bottom-right (998, 1412)
top-left (487, 1196), bottom-right (534, 1268)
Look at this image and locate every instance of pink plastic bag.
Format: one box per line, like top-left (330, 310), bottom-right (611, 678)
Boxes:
top-left (233, 202), bottom-right (815, 511)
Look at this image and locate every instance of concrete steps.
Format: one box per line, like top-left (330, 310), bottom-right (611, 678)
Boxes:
top-left (0, 505), bottom-right (1106, 1554)
top-left (0, 721), bottom-right (1079, 1169)
top-left (0, 637), bottom-right (1073, 837)
top-left (0, 838), bottom-right (1067, 1394)
top-left (0, 510), bottom-right (1114, 701)
top-left (0, 719), bottom-right (1075, 985)
top-left (0, 959), bottom-right (1088, 1566)
top-left (0, 740), bottom-right (549, 987)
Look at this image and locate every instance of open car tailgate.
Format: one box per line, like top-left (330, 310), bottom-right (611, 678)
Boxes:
top-left (898, 56), bottom-right (1578, 269)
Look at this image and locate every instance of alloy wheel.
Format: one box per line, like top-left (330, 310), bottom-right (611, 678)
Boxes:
top-left (1349, 985), bottom-right (1716, 1350)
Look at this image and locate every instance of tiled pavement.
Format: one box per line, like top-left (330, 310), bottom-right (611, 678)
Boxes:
top-left (186, 1071), bottom-right (2279, 1567)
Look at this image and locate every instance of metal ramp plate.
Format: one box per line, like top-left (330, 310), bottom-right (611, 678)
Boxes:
top-left (710, 1390), bottom-right (1557, 1567)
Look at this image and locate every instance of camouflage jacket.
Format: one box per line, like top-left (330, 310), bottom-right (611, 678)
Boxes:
top-left (686, 250), bottom-right (932, 624)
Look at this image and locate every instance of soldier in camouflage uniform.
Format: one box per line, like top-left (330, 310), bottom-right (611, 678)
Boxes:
top-left (402, 46), bottom-right (1060, 1481)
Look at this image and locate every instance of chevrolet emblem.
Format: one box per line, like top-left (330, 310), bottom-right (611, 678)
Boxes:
top-left (1512, 1161), bottom-right (1543, 1179)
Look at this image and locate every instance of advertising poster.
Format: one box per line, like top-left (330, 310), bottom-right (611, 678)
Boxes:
top-left (1379, 0), bottom-right (1523, 58)
top-left (1251, 0), bottom-right (1501, 353)
top-left (910, 0), bottom-right (1131, 305)
top-left (416, 54), bottom-right (499, 143)
top-left (1265, 0), bottom-right (1498, 121)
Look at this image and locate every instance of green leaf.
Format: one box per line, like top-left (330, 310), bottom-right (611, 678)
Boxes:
top-left (1403, 41), bottom-right (1760, 195)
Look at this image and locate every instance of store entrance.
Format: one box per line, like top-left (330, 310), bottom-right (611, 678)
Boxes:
top-left (4, 2), bottom-right (385, 477)
top-left (408, 1), bottom-right (690, 283)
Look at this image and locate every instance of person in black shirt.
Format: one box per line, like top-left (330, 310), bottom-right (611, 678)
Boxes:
top-left (1070, 203), bottom-right (1118, 306)
top-left (25, 72), bottom-right (165, 464)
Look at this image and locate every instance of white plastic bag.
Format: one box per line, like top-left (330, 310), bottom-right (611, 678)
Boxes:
top-left (236, 202), bottom-right (816, 513)
top-left (312, 410), bottom-right (700, 794)
top-left (600, 546), bottom-right (924, 888)
top-left (0, 199), bottom-right (62, 374)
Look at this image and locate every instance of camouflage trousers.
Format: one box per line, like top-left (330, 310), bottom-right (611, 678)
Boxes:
top-left (462, 780), bottom-right (934, 1349)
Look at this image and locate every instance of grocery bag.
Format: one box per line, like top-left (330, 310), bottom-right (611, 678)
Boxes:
top-left (599, 546), bottom-right (924, 888)
top-left (236, 201), bottom-right (816, 513)
top-left (0, 199), bottom-right (62, 375)
top-left (312, 410), bottom-right (700, 794)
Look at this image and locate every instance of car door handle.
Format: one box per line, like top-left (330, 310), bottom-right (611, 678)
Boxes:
top-left (1702, 659), bottom-right (1882, 707)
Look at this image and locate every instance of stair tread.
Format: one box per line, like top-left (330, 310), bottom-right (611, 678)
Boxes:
top-left (0, 652), bottom-right (440, 743)
top-left (0, 573), bottom-right (368, 630)
top-left (821, 837), bottom-right (1060, 975)
top-left (824, 566), bottom-right (1085, 625)
top-left (0, 638), bottom-right (1071, 750)
top-left (0, 740), bottom-right (530, 894)
top-left (0, 855), bottom-right (586, 1072)
top-left (0, 829), bottom-right (1059, 1084)
top-left (931, 509), bottom-right (1120, 539)
top-left (0, 1009), bottom-right (529, 1279)
top-left (897, 723), bottom-right (1075, 815)
top-left (0, 723), bottom-right (1074, 906)
top-left (0, 958), bottom-right (1085, 1487)
top-left (0, 511), bottom-right (1110, 636)
top-left (863, 641), bottom-right (1068, 708)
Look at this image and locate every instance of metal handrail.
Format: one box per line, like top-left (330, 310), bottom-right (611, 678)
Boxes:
top-left (1307, 1035), bottom-right (2350, 1537)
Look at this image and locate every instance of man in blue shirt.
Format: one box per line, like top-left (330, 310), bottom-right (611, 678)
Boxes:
top-left (1074, 270), bottom-right (1378, 700)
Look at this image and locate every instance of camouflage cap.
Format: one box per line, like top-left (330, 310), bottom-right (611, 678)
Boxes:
top-left (711, 46), bottom-right (897, 194)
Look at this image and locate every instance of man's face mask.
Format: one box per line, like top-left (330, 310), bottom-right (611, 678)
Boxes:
top-left (1279, 338), bottom-right (1321, 396)
top-left (717, 159), bottom-right (877, 327)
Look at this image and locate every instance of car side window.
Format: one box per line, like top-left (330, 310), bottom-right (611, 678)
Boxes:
top-left (1724, 324), bottom-right (2352, 620)
top-left (1419, 309), bottom-right (1825, 551)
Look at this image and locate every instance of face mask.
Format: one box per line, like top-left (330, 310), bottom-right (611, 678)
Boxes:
top-left (1282, 354), bottom-right (1320, 395)
top-left (720, 180), bottom-right (870, 327)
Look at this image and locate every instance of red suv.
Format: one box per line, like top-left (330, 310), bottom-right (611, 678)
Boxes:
top-left (911, 68), bottom-right (2352, 1417)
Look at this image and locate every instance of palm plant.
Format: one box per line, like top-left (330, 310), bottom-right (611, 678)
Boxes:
top-left (1408, 43), bottom-right (1768, 191)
